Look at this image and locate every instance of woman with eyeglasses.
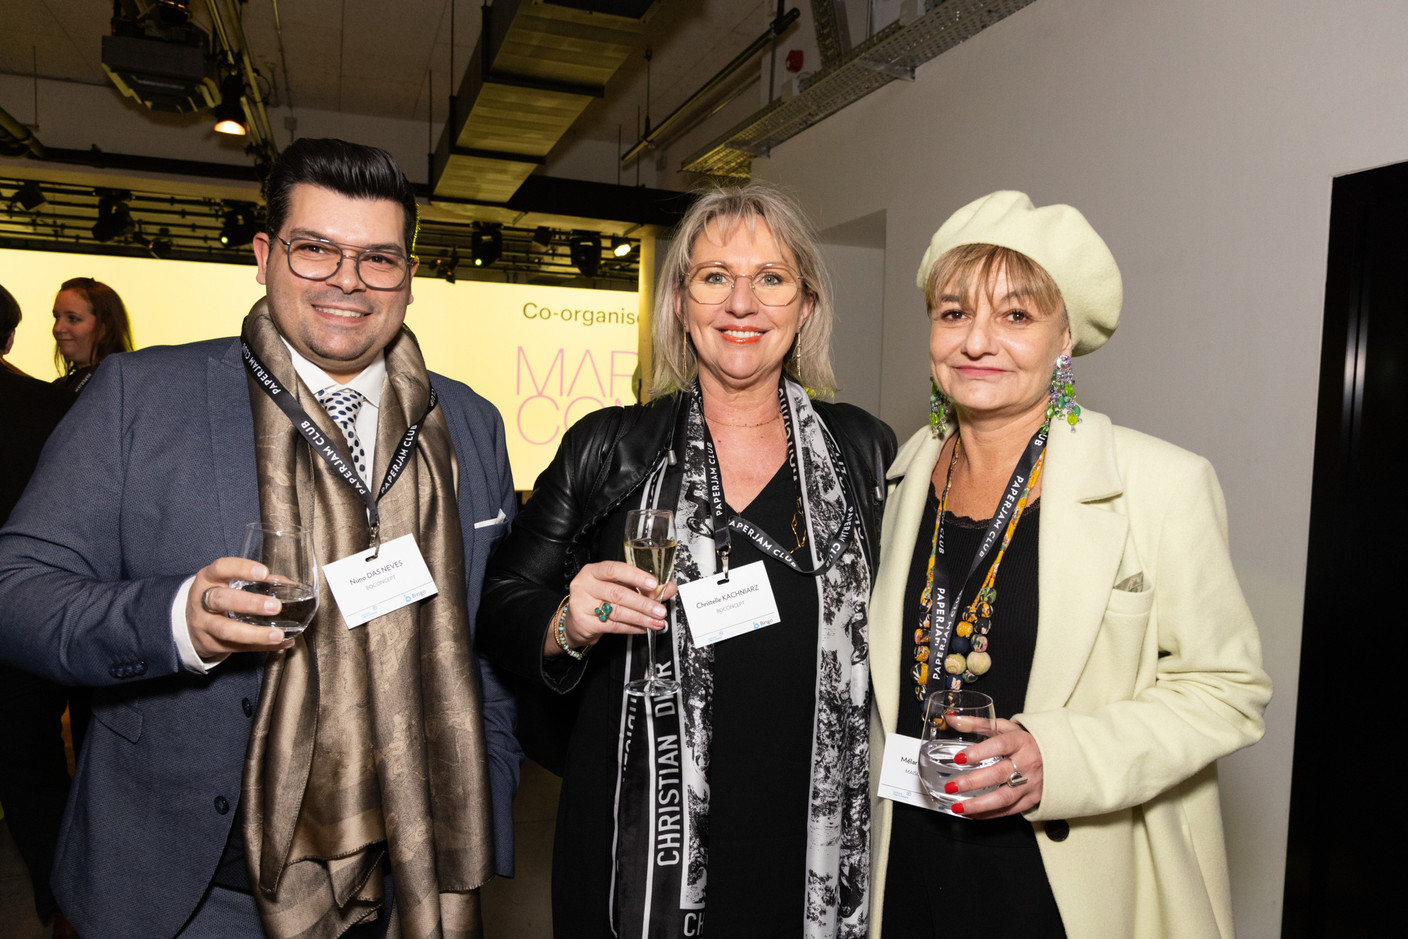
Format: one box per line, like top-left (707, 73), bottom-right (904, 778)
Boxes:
top-left (481, 183), bottom-right (896, 938)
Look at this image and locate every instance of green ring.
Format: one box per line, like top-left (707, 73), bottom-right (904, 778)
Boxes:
top-left (594, 602), bottom-right (613, 622)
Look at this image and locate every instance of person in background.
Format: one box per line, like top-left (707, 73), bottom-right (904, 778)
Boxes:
top-left (38, 277), bottom-right (134, 829)
top-left (869, 191), bottom-right (1270, 937)
top-left (0, 283), bottom-right (79, 939)
top-left (0, 139), bottom-right (520, 938)
top-left (481, 183), bottom-right (896, 938)
top-left (51, 276), bottom-right (134, 392)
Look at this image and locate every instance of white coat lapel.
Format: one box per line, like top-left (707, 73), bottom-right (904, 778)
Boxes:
top-left (1027, 411), bottom-right (1127, 711)
top-left (870, 427), bottom-right (946, 735)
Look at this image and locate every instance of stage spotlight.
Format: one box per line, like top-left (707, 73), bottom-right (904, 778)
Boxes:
top-left (218, 204), bottom-right (260, 246)
top-left (472, 226), bottom-right (503, 268)
top-left (570, 232), bottom-right (601, 277)
top-left (610, 236), bottom-right (633, 258)
top-left (532, 226), bottom-right (553, 249)
top-left (13, 181), bottom-right (46, 211)
top-left (213, 75), bottom-right (248, 135)
top-left (148, 227), bottom-right (174, 259)
top-left (92, 190), bottom-right (136, 242)
top-left (435, 247), bottom-right (460, 284)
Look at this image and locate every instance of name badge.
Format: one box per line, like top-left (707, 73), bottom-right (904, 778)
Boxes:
top-left (322, 533), bottom-right (438, 628)
top-left (878, 733), bottom-right (952, 814)
top-left (676, 560), bottom-right (781, 647)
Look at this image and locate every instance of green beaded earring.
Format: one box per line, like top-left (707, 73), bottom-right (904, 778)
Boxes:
top-left (1046, 354), bottom-right (1081, 429)
top-left (929, 379), bottom-right (951, 438)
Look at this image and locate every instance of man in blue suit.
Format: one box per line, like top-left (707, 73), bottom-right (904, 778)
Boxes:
top-left (0, 139), bottom-right (520, 938)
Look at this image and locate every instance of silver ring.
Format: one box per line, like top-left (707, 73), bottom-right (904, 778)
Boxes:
top-left (201, 586), bottom-right (220, 614)
top-left (1006, 758), bottom-right (1029, 788)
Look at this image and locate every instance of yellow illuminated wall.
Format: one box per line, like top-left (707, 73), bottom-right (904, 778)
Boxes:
top-left (1, 248), bottom-right (642, 488)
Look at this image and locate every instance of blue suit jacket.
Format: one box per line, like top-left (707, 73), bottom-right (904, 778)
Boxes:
top-left (0, 337), bottom-right (522, 938)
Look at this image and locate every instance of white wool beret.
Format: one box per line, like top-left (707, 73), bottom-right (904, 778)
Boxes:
top-left (916, 190), bottom-right (1122, 355)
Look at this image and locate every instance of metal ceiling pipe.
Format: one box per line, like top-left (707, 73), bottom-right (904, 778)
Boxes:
top-left (619, 7), bottom-right (800, 168)
top-left (0, 104), bottom-right (46, 159)
top-left (682, 0), bottom-right (1037, 179)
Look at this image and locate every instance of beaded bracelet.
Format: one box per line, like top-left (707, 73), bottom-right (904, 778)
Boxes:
top-left (553, 596), bottom-right (587, 661)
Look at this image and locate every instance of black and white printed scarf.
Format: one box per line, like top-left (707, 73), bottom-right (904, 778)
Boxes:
top-left (610, 379), bottom-right (871, 938)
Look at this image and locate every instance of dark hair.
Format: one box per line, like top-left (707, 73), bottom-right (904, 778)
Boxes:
top-left (53, 277), bottom-right (135, 373)
top-left (0, 283), bottom-right (19, 339)
top-left (263, 138), bottom-right (420, 254)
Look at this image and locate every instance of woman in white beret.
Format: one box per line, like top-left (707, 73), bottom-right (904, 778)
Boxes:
top-left (868, 191), bottom-right (1271, 937)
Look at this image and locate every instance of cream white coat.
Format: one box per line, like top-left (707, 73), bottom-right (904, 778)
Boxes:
top-left (869, 411), bottom-right (1271, 937)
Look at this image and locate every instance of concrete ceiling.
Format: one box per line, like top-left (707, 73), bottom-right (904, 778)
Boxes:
top-left (0, 0), bottom-right (779, 166)
top-left (2, 1), bottom-right (1015, 278)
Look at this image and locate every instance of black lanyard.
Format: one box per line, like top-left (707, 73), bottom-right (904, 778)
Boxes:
top-left (242, 340), bottom-right (437, 555)
top-left (694, 381), bottom-right (857, 579)
top-left (925, 425), bottom-right (1047, 683)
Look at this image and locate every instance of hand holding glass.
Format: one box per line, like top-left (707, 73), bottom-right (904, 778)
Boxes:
top-left (917, 689), bottom-right (1001, 808)
top-left (623, 509), bottom-right (680, 698)
top-left (226, 522), bottom-right (320, 638)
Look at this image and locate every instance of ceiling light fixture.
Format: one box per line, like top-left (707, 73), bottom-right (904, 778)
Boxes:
top-left (147, 227), bottom-right (174, 259)
top-left (218, 203), bottom-right (260, 246)
top-left (532, 226), bottom-right (554, 249)
top-left (570, 232), bottom-right (601, 278)
top-left (91, 190), bottom-right (136, 242)
top-left (12, 181), bottom-right (46, 212)
top-left (472, 226), bottom-right (503, 268)
top-left (435, 247), bottom-right (460, 284)
top-left (213, 75), bottom-right (248, 136)
top-left (610, 236), bottom-right (633, 258)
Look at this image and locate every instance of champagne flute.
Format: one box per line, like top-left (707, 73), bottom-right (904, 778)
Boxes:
top-left (917, 688), bottom-right (1001, 809)
top-left (226, 522), bottom-right (320, 638)
top-left (623, 509), bottom-right (681, 698)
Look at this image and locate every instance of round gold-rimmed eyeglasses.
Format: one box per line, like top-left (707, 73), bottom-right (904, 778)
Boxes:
top-left (275, 236), bottom-right (416, 290)
top-left (685, 262), bottom-right (803, 307)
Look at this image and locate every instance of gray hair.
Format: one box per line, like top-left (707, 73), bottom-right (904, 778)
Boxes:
top-left (650, 182), bottom-right (837, 399)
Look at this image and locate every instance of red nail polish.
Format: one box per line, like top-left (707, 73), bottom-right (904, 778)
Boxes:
top-left (954, 752), bottom-right (968, 765)
top-left (944, 781), bottom-right (958, 795)
top-left (951, 802), bottom-right (965, 814)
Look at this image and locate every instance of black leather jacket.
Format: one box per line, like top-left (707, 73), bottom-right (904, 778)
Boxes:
top-left (479, 391), bottom-right (897, 695)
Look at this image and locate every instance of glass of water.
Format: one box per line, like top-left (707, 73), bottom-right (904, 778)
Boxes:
top-left (917, 688), bottom-right (1000, 809)
top-left (227, 522), bottom-right (320, 638)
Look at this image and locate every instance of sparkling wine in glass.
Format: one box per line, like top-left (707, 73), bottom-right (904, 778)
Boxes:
top-left (227, 522), bottom-right (320, 638)
top-left (917, 688), bottom-right (1001, 809)
top-left (623, 509), bottom-right (681, 698)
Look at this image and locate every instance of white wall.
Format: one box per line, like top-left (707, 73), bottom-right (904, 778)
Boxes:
top-left (754, 0), bottom-right (1408, 932)
top-left (822, 237), bottom-right (886, 413)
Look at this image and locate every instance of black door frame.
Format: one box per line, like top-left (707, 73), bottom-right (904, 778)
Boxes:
top-left (1282, 160), bottom-right (1407, 936)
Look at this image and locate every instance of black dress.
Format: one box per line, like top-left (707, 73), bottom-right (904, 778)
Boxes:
top-left (551, 462), bottom-right (820, 938)
top-left (880, 487), bottom-right (1065, 938)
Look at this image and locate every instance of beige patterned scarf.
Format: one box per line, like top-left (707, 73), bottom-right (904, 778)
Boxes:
top-left (239, 305), bottom-right (493, 938)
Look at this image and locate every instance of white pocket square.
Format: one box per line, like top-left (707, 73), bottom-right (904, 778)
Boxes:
top-left (473, 509), bottom-right (508, 529)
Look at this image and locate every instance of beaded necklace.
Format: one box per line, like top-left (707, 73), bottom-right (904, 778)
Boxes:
top-left (911, 427), bottom-right (1047, 700)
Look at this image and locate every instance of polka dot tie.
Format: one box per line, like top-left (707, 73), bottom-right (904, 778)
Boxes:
top-left (315, 387), bottom-right (368, 482)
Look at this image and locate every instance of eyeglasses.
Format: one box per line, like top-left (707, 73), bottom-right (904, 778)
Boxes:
top-left (274, 236), bottom-right (415, 290)
top-left (685, 262), bottom-right (803, 307)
